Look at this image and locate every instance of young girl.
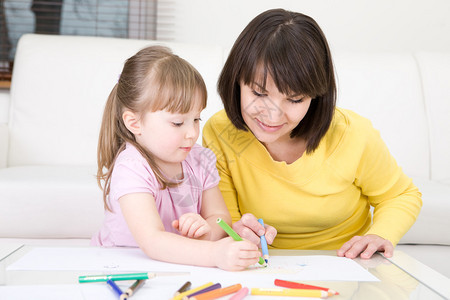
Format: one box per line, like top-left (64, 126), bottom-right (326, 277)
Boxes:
top-left (92, 46), bottom-right (261, 271)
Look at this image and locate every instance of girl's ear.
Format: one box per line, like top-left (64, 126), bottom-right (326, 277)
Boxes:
top-left (122, 111), bottom-right (141, 135)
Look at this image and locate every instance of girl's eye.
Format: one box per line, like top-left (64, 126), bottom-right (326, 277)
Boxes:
top-left (194, 117), bottom-right (202, 123)
top-left (172, 122), bottom-right (183, 127)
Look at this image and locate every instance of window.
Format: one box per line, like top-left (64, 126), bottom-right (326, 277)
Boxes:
top-left (0, 0), bottom-right (173, 88)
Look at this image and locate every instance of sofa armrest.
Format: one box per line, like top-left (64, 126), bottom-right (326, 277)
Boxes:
top-left (399, 178), bottom-right (450, 246)
top-left (0, 123), bottom-right (7, 168)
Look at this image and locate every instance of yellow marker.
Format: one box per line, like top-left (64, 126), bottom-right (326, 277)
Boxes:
top-left (251, 288), bottom-right (331, 298)
top-left (171, 282), bottom-right (214, 300)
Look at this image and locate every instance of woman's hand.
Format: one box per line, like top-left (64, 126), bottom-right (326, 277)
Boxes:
top-left (232, 213), bottom-right (277, 246)
top-left (172, 213), bottom-right (211, 239)
top-left (212, 237), bottom-right (261, 271)
top-left (337, 234), bottom-right (394, 259)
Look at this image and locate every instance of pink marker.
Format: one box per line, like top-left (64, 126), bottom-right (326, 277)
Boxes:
top-left (229, 286), bottom-right (249, 300)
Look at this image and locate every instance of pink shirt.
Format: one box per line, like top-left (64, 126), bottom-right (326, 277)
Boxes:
top-left (91, 143), bottom-right (220, 247)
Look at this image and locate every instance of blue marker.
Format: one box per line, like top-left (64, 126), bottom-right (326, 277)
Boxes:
top-left (258, 218), bottom-right (270, 263)
top-left (107, 279), bottom-right (124, 298)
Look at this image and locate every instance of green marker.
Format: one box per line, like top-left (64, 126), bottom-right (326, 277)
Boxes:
top-left (216, 218), bottom-right (243, 241)
top-left (78, 272), bottom-right (155, 283)
top-left (216, 218), bottom-right (266, 266)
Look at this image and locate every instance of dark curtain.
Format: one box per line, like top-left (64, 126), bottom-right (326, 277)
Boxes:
top-left (31, 0), bottom-right (63, 34)
top-left (0, 0), bottom-right (11, 61)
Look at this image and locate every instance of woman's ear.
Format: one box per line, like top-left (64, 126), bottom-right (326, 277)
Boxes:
top-left (122, 111), bottom-right (141, 135)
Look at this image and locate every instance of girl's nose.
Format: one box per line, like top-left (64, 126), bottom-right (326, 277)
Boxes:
top-left (185, 123), bottom-right (198, 139)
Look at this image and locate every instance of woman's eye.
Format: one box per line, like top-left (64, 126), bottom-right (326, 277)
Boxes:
top-left (252, 90), bottom-right (265, 97)
top-left (194, 118), bottom-right (202, 123)
top-left (172, 122), bottom-right (183, 127)
top-left (288, 98), bottom-right (304, 104)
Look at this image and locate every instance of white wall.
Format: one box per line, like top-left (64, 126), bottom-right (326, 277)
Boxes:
top-left (164, 0), bottom-right (450, 53)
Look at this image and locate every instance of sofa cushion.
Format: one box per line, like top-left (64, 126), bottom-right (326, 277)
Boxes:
top-left (0, 165), bottom-right (103, 238)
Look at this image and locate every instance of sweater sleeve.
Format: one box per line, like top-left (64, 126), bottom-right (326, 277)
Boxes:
top-left (202, 114), bottom-right (242, 222)
top-left (354, 118), bottom-right (422, 246)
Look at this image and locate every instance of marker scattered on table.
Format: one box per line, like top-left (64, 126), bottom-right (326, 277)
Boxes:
top-left (174, 281), bottom-right (192, 296)
top-left (190, 283), bottom-right (242, 300)
top-left (120, 279), bottom-right (146, 300)
top-left (182, 283), bottom-right (221, 299)
top-left (229, 286), bottom-right (249, 300)
top-left (251, 287), bottom-right (332, 298)
top-left (274, 278), bottom-right (339, 295)
top-left (78, 272), bottom-right (155, 283)
top-left (106, 279), bottom-right (123, 298)
top-left (172, 282), bottom-right (214, 300)
top-left (216, 218), bottom-right (266, 266)
top-left (257, 218), bottom-right (269, 263)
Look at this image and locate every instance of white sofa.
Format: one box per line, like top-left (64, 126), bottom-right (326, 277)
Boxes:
top-left (1, 34), bottom-right (449, 278)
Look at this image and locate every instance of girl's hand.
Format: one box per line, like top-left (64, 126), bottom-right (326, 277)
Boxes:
top-left (212, 237), bottom-right (261, 271)
top-left (172, 213), bottom-right (211, 239)
top-left (232, 213), bottom-right (277, 246)
top-left (337, 234), bottom-right (394, 259)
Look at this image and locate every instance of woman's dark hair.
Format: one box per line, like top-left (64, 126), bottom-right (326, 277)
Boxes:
top-left (218, 8), bottom-right (336, 153)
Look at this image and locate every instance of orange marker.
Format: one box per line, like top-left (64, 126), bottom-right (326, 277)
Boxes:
top-left (189, 284), bottom-right (242, 300)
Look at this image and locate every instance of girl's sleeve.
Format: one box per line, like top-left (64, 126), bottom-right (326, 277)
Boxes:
top-left (355, 120), bottom-right (422, 246)
top-left (202, 118), bottom-right (242, 222)
top-left (110, 158), bottom-right (157, 201)
top-left (196, 146), bottom-right (220, 190)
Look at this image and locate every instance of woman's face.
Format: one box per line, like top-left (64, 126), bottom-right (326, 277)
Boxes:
top-left (240, 74), bottom-right (312, 146)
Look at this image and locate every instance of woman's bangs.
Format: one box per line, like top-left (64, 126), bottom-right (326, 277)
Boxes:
top-left (269, 44), bottom-right (326, 98)
top-left (241, 37), bottom-right (327, 98)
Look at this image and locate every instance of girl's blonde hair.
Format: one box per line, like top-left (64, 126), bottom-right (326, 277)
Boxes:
top-left (97, 46), bottom-right (207, 211)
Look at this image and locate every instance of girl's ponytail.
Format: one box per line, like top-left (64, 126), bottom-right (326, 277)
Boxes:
top-left (97, 84), bottom-right (124, 211)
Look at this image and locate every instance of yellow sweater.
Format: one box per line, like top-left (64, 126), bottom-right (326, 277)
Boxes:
top-left (202, 108), bottom-right (422, 249)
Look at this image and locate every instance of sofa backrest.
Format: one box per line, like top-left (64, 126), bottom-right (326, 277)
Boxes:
top-left (414, 53), bottom-right (450, 183)
top-left (8, 34), bottom-right (450, 183)
top-left (8, 34), bottom-right (224, 167)
top-left (334, 52), bottom-right (450, 183)
top-left (334, 53), bottom-right (429, 179)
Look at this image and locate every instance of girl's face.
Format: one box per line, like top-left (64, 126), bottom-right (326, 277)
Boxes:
top-left (240, 74), bottom-right (312, 146)
top-left (135, 96), bottom-right (203, 173)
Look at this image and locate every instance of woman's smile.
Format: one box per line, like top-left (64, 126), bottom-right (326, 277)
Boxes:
top-left (255, 118), bottom-right (285, 132)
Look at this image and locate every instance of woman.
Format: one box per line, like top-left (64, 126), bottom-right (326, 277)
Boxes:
top-left (202, 8), bottom-right (422, 259)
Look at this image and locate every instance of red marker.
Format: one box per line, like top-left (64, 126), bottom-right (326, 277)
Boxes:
top-left (274, 279), bottom-right (339, 295)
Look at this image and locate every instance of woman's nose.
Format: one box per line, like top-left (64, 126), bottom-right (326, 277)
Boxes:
top-left (255, 97), bottom-right (283, 124)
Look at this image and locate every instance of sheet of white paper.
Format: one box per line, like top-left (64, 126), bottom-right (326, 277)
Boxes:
top-left (7, 247), bottom-right (193, 272)
top-left (189, 255), bottom-right (379, 283)
top-left (7, 247), bottom-right (378, 282)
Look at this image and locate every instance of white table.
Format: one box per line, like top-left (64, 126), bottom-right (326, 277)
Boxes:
top-left (0, 245), bottom-right (449, 299)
